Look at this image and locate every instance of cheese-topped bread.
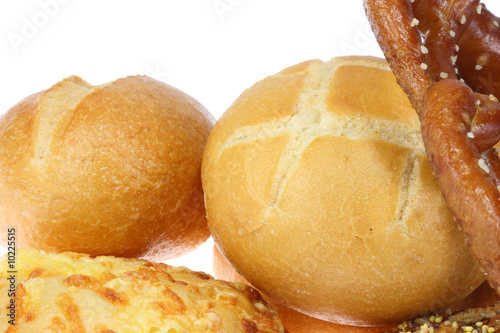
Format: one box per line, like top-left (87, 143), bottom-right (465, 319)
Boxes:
top-left (0, 248), bottom-right (284, 333)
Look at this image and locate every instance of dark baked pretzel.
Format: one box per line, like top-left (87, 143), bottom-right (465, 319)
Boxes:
top-left (364, 0), bottom-right (500, 293)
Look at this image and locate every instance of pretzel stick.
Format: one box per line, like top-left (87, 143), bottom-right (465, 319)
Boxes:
top-left (411, 0), bottom-right (478, 82)
top-left (421, 79), bottom-right (500, 292)
top-left (364, 0), bottom-right (500, 293)
top-left (412, 1), bottom-right (500, 152)
top-left (456, 4), bottom-right (500, 97)
top-left (471, 95), bottom-right (500, 152)
top-left (364, 0), bottom-right (432, 112)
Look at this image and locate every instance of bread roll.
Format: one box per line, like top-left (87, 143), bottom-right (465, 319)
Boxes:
top-left (0, 75), bottom-right (214, 260)
top-left (201, 56), bottom-right (485, 326)
top-left (0, 248), bottom-right (284, 332)
top-left (213, 244), bottom-right (392, 333)
top-left (213, 245), bottom-right (500, 333)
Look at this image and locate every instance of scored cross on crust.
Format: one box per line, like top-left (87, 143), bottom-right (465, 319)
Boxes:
top-left (364, 0), bottom-right (500, 293)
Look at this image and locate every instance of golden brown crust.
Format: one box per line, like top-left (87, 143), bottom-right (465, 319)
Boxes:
top-left (0, 75), bottom-right (214, 260)
top-left (0, 248), bottom-right (285, 333)
top-left (364, 0), bottom-right (500, 294)
top-left (213, 244), bottom-right (392, 333)
top-left (213, 244), bottom-right (500, 333)
top-left (202, 55), bottom-right (484, 326)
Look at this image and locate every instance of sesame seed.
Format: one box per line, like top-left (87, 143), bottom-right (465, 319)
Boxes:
top-left (490, 94), bottom-right (498, 102)
top-left (495, 21), bottom-right (500, 27)
top-left (477, 55), bottom-right (488, 67)
top-left (477, 4), bottom-right (483, 14)
top-left (421, 63), bottom-right (428, 70)
top-left (411, 18), bottom-right (420, 27)
top-left (477, 322), bottom-right (484, 328)
top-left (452, 322), bottom-right (459, 329)
top-left (479, 158), bottom-right (490, 173)
top-left (467, 132), bottom-right (475, 138)
top-left (421, 45), bottom-right (429, 54)
top-left (430, 316), bottom-right (436, 323)
top-left (476, 64), bottom-right (483, 70)
top-left (488, 328), bottom-right (496, 333)
top-left (440, 72), bottom-right (449, 79)
top-left (455, 44), bottom-right (460, 52)
top-left (476, 99), bottom-right (481, 105)
top-left (455, 68), bottom-right (459, 74)
top-left (421, 324), bottom-right (429, 330)
top-left (444, 321), bottom-right (451, 325)
top-left (450, 30), bottom-right (456, 37)
top-left (497, 185), bottom-right (500, 193)
top-left (460, 78), bottom-right (465, 82)
top-left (451, 55), bottom-right (458, 63)
top-left (461, 15), bottom-right (467, 24)
top-left (465, 326), bottom-right (474, 332)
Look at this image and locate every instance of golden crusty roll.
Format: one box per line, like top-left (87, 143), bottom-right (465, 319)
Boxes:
top-left (0, 75), bottom-right (214, 260)
top-left (213, 245), bottom-right (500, 333)
top-left (0, 248), bottom-right (285, 332)
top-left (213, 245), bottom-right (392, 333)
top-left (201, 56), bottom-right (485, 326)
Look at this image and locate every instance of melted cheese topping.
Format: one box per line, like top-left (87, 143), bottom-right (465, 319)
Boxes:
top-left (0, 248), bottom-right (284, 333)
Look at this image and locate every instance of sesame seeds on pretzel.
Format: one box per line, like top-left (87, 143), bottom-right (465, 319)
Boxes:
top-left (364, 0), bottom-right (500, 293)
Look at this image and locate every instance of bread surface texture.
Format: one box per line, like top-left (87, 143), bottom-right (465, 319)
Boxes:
top-left (0, 248), bottom-right (285, 332)
top-left (201, 56), bottom-right (485, 325)
top-left (383, 302), bottom-right (500, 333)
top-left (213, 244), bottom-right (393, 333)
top-left (213, 244), bottom-right (500, 333)
top-left (0, 75), bottom-right (214, 260)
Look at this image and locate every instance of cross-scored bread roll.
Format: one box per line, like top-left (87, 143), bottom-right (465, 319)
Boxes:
top-left (201, 56), bottom-right (485, 326)
top-left (0, 75), bottom-right (214, 260)
top-left (0, 248), bottom-right (285, 332)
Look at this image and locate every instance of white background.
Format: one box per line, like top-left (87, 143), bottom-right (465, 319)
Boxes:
top-left (1, 0), bottom-right (499, 275)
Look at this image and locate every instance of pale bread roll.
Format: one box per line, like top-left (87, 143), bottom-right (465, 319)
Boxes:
top-left (0, 248), bottom-right (285, 332)
top-left (202, 56), bottom-right (485, 326)
top-left (213, 245), bottom-right (392, 333)
top-left (0, 75), bottom-right (213, 260)
top-left (213, 245), bottom-right (500, 333)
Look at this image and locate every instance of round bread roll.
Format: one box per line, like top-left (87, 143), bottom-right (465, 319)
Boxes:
top-left (213, 245), bottom-right (500, 333)
top-left (0, 75), bottom-right (213, 260)
top-left (201, 56), bottom-right (486, 326)
top-left (213, 244), bottom-right (392, 333)
top-left (0, 248), bottom-right (284, 332)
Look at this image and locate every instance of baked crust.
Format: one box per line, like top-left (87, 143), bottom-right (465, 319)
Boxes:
top-left (0, 75), bottom-right (214, 260)
top-left (384, 303), bottom-right (500, 333)
top-left (0, 248), bottom-right (285, 332)
top-left (213, 243), bottom-right (500, 333)
top-left (202, 56), bottom-right (484, 325)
